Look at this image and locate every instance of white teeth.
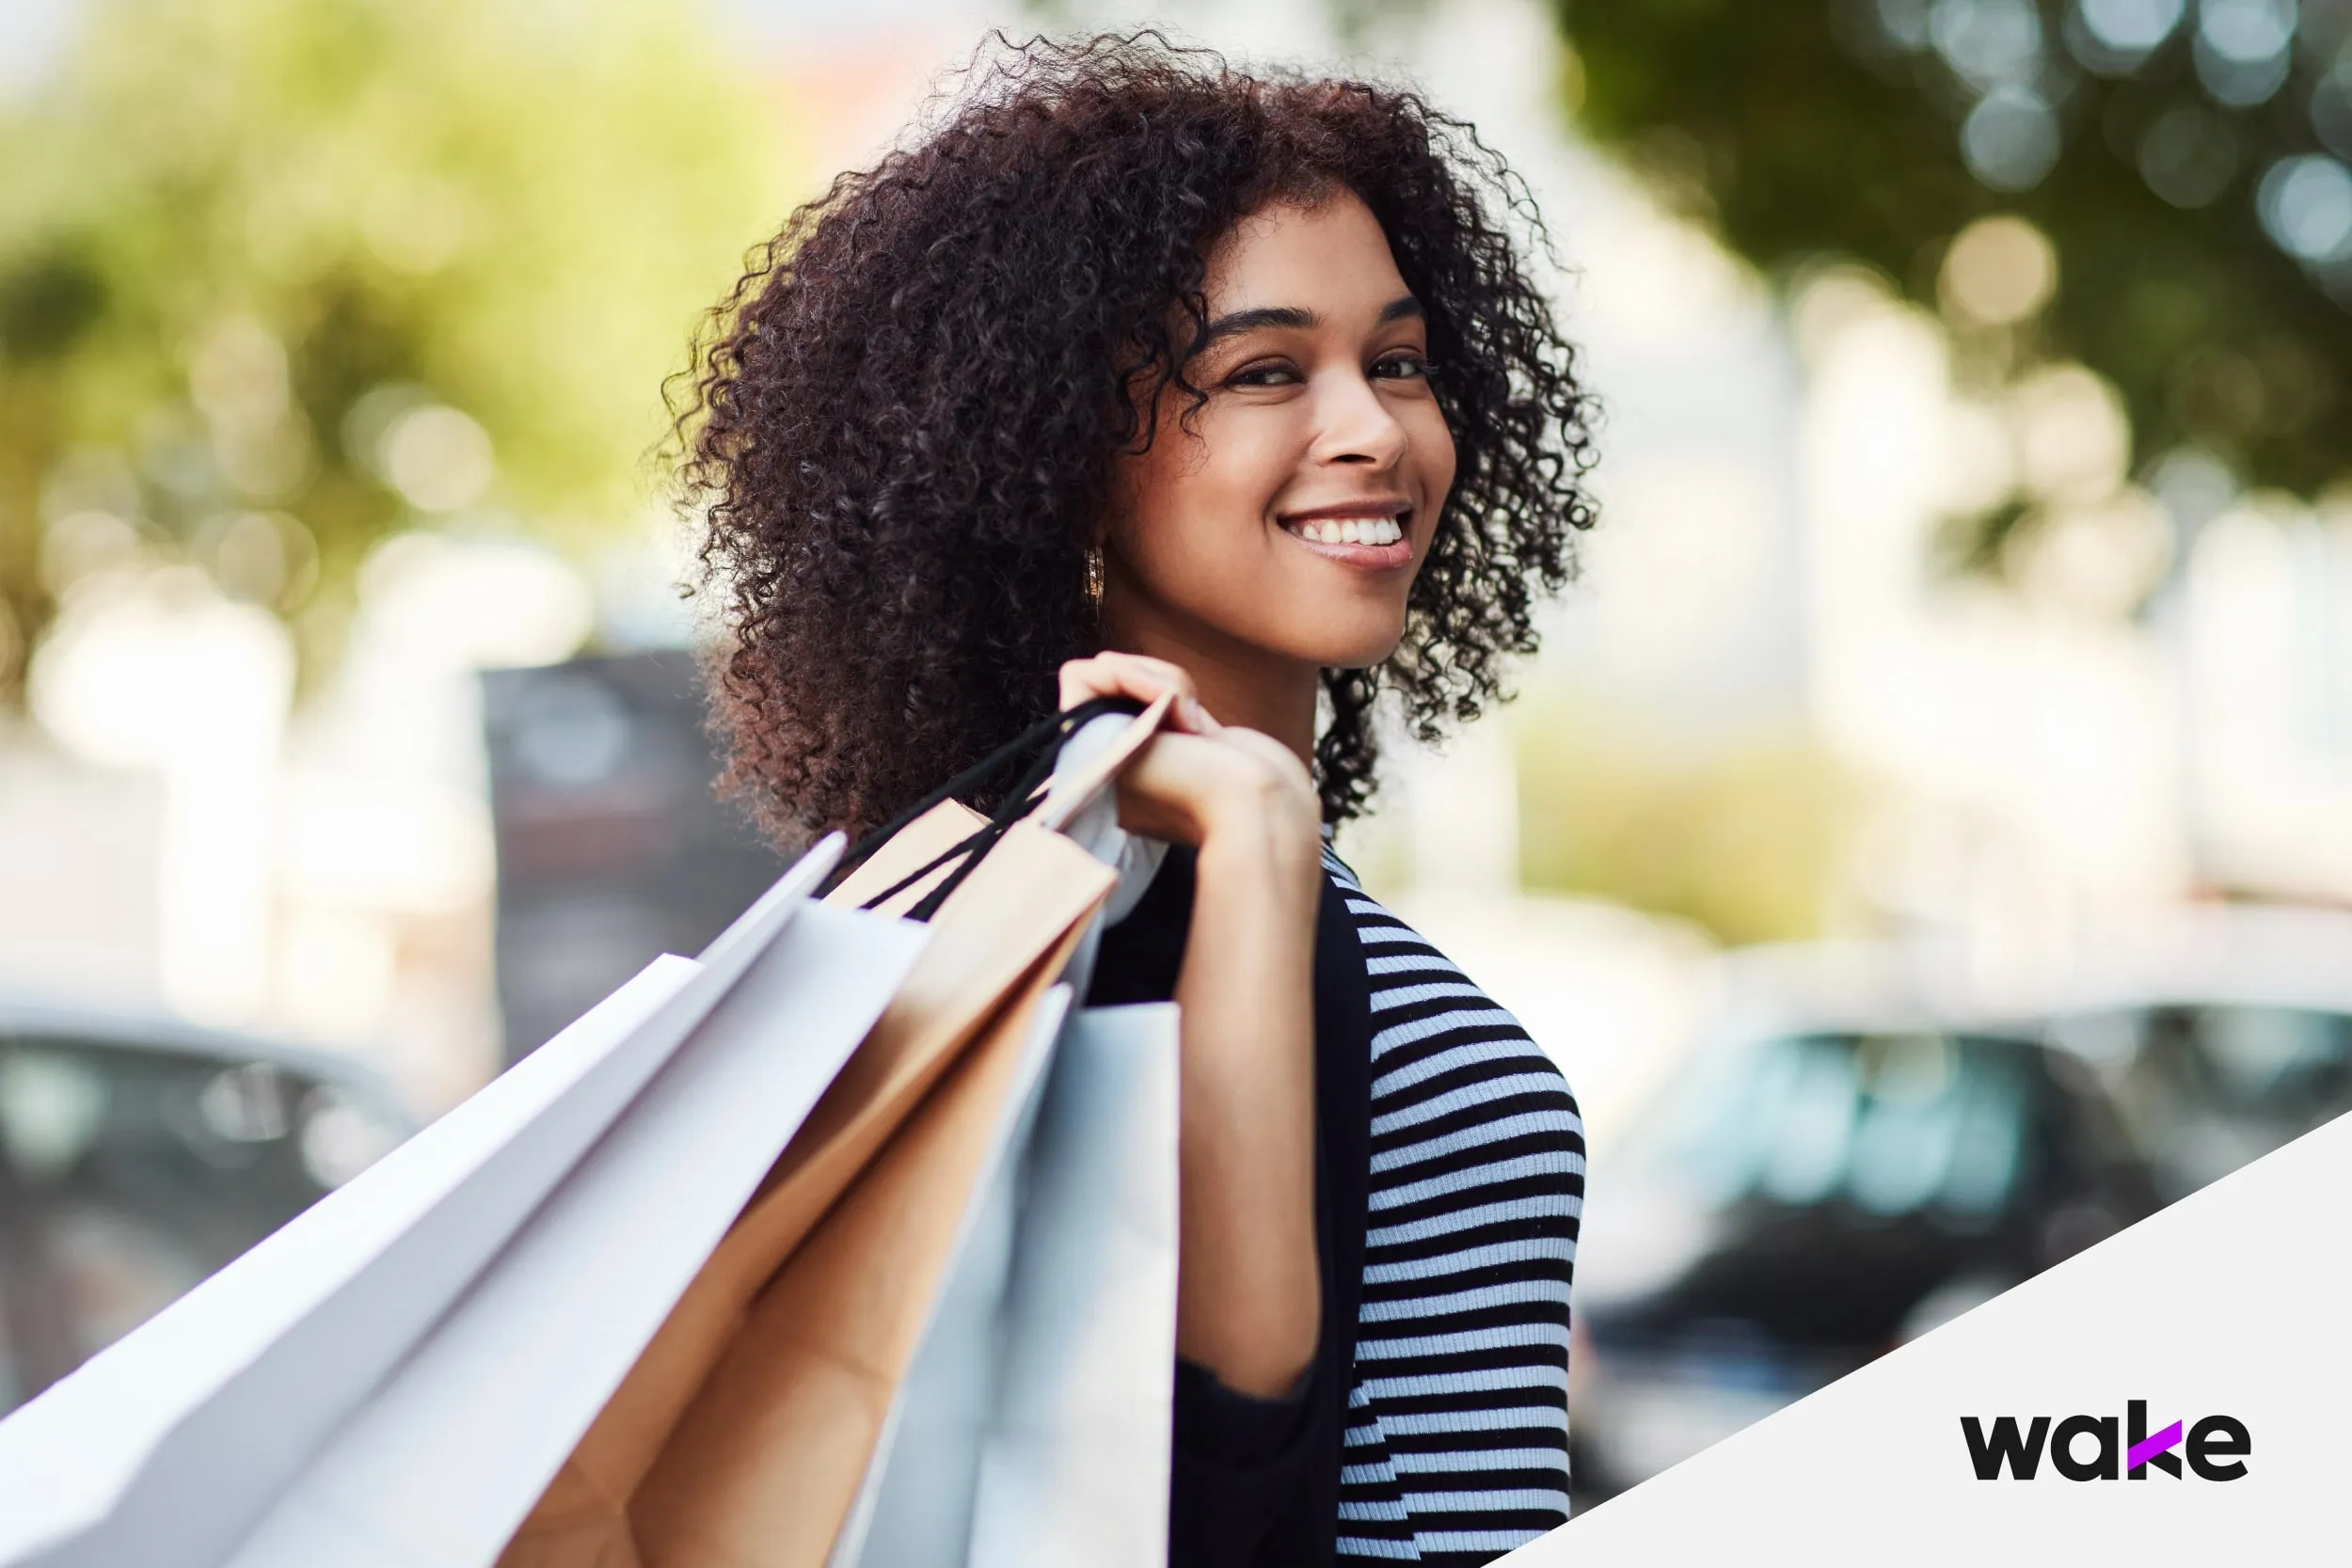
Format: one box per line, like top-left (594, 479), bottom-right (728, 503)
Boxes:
top-left (1293, 515), bottom-right (1405, 546)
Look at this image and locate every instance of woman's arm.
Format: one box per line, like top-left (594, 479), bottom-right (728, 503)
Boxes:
top-left (1168, 755), bottom-right (1323, 1395)
top-left (1060, 654), bottom-right (1325, 1398)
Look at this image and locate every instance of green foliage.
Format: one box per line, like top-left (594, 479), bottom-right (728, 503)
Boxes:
top-left (1559, 0), bottom-right (2352, 499)
top-left (1515, 689), bottom-right (1858, 946)
top-left (0, 0), bottom-right (791, 692)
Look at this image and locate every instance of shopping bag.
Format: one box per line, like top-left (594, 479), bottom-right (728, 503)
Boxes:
top-left (966, 1001), bottom-right (1179, 1568)
top-left (712, 708), bottom-right (1179, 1568)
top-left (825, 709), bottom-right (1177, 1568)
top-left (0, 837), bottom-right (855, 1568)
top-left (839, 1000), bottom-right (1181, 1568)
top-left (217, 895), bottom-right (929, 1568)
top-left (824, 800), bottom-right (990, 917)
top-left (822, 982), bottom-right (1068, 1568)
top-left (501, 708), bottom-right (1166, 1568)
top-left (628, 972), bottom-right (1080, 1568)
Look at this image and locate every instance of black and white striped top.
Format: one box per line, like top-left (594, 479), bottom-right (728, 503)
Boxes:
top-left (1323, 847), bottom-right (1585, 1565)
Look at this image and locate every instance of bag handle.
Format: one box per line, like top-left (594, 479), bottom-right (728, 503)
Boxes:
top-left (823, 692), bottom-right (1171, 922)
top-left (1036, 691), bottom-right (1173, 833)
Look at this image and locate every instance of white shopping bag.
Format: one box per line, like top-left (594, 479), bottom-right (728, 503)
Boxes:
top-left (223, 897), bottom-right (928, 1568)
top-left (820, 986), bottom-right (1073, 1568)
top-left (836, 1002), bottom-right (1181, 1568)
top-left (0, 836), bottom-right (860, 1568)
top-left (967, 1002), bottom-right (1180, 1568)
top-left (828, 710), bottom-right (1182, 1568)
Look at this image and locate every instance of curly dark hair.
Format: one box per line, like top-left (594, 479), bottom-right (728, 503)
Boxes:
top-left (685, 32), bottom-right (1597, 842)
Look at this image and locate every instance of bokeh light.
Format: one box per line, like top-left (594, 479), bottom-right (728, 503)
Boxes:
top-left (197, 510), bottom-right (318, 609)
top-left (2138, 104), bottom-right (2240, 208)
top-left (1941, 214), bottom-right (2059, 325)
top-left (2314, 54), bottom-right (2352, 162)
top-left (1963, 85), bottom-right (2062, 190)
top-left (2259, 154), bottom-right (2352, 264)
top-left (2076, 0), bottom-right (2185, 54)
top-left (2009, 488), bottom-right (2176, 616)
top-left (2196, 0), bottom-right (2297, 106)
top-left (1931, 0), bottom-right (2045, 87)
top-left (379, 405), bottom-right (496, 515)
top-left (2011, 363), bottom-right (2134, 506)
top-left (1875, 0), bottom-right (1936, 53)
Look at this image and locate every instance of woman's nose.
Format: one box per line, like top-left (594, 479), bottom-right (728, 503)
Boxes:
top-left (1309, 372), bottom-right (1410, 468)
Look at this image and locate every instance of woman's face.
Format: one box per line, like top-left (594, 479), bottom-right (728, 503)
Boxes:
top-left (1104, 191), bottom-right (1456, 677)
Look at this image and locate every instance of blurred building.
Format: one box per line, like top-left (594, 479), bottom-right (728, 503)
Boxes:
top-left (483, 651), bottom-right (786, 1064)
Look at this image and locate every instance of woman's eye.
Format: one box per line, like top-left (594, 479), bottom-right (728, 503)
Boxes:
top-left (1373, 352), bottom-right (1432, 381)
top-left (1227, 360), bottom-right (1303, 388)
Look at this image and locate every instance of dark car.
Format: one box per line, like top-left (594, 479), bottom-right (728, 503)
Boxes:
top-left (0, 999), bottom-right (413, 1414)
top-left (2035, 904), bottom-right (2352, 1206)
top-left (1567, 1022), bottom-right (2159, 1501)
top-left (2051, 1004), bottom-right (2352, 1202)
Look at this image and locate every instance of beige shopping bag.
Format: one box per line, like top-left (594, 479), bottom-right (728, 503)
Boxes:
top-left (502, 816), bottom-right (1119, 1568)
top-left (825, 800), bottom-right (991, 917)
top-left (628, 966), bottom-right (1075, 1568)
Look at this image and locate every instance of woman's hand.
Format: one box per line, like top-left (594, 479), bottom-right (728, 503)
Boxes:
top-left (1057, 652), bottom-right (1320, 852)
top-left (1060, 654), bottom-right (1325, 1399)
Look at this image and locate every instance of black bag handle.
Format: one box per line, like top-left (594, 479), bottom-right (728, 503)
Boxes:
top-left (822, 694), bottom-right (1146, 922)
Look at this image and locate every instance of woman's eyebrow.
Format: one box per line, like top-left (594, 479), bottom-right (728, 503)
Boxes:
top-left (1199, 305), bottom-right (1317, 343)
top-left (1198, 295), bottom-right (1424, 345)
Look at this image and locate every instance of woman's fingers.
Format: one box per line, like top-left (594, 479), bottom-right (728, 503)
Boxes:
top-left (1057, 650), bottom-right (1194, 706)
top-left (1105, 725), bottom-right (1320, 847)
top-left (1057, 652), bottom-right (1213, 732)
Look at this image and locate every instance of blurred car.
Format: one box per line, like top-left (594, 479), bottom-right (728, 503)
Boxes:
top-left (1567, 903), bottom-right (2352, 1505)
top-left (1568, 1021), bottom-right (2157, 1501)
top-left (2051, 1002), bottom-right (2352, 1205)
top-left (2040, 903), bottom-right (2352, 1205)
top-left (0, 998), bottom-right (414, 1415)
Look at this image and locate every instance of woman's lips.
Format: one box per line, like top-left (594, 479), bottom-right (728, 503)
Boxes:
top-left (1279, 514), bottom-right (1415, 570)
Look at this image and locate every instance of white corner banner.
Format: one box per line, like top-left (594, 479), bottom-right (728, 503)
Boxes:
top-left (1512, 1109), bottom-right (2352, 1563)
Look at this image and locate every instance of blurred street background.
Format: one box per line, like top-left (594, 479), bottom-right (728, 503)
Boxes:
top-left (4, 0), bottom-right (2350, 1500)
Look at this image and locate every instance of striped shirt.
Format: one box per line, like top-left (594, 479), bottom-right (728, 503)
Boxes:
top-left (1324, 847), bottom-right (1585, 1565)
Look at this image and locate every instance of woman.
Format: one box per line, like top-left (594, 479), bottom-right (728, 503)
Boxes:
top-left (687, 36), bottom-right (1597, 1567)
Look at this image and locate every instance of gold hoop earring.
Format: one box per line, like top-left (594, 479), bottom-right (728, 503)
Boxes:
top-left (1084, 544), bottom-right (1104, 612)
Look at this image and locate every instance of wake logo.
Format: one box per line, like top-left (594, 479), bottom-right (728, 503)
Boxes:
top-left (1961, 1401), bottom-right (2250, 1481)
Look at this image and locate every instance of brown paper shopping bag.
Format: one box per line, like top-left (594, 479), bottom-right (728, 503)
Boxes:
top-left (627, 956), bottom-right (1073, 1568)
top-left (824, 800), bottom-right (989, 917)
top-left (501, 817), bottom-right (1117, 1568)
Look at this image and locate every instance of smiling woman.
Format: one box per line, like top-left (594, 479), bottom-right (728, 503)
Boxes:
top-left (685, 33), bottom-right (1597, 1568)
top-left (1104, 197), bottom-right (1458, 756)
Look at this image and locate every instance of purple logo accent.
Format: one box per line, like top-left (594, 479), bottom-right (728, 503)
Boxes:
top-left (2127, 1420), bottom-right (2184, 1471)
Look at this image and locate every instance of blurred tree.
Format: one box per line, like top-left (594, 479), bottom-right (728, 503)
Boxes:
top-left (1558, 0), bottom-right (2352, 533)
top-left (1515, 689), bottom-right (1858, 944)
top-left (0, 0), bottom-right (791, 696)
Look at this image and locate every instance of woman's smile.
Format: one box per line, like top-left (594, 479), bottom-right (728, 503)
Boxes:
top-left (1275, 499), bottom-right (1416, 568)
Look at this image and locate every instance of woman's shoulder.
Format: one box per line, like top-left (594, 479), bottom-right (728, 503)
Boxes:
top-left (1314, 846), bottom-right (1580, 1102)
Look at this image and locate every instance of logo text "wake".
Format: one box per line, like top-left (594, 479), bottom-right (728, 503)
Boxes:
top-left (1962, 1402), bottom-right (2249, 1481)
